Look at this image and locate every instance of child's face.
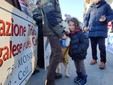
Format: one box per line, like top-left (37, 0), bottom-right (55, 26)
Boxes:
top-left (93, 0), bottom-right (100, 4)
top-left (68, 21), bottom-right (75, 32)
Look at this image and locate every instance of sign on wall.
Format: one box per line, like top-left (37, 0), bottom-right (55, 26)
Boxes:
top-left (0, 1), bottom-right (38, 85)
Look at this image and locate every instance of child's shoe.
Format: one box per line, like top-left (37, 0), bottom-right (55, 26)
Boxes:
top-left (74, 76), bottom-right (81, 83)
top-left (78, 75), bottom-right (87, 85)
top-left (74, 72), bottom-right (81, 82)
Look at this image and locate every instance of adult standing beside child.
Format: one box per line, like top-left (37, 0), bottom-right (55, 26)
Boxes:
top-left (42, 0), bottom-right (67, 85)
top-left (83, 0), bottom-right (113, 69)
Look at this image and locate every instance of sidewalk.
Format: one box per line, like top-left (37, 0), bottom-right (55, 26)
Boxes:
top-left (26, 45), bottom-right (113, 85)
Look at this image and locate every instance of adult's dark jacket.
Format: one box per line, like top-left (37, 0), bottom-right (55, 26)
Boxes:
top-left (32, 7), bottom-right (43, 24)
top-left (42, 0), bottom-right (64, 37)
top-left (69, 30), bottom-right (89, 60)
top-left (83, 0), bottom-right (113, 38)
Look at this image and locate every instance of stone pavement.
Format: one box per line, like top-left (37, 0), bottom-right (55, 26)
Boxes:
top-left (26, 44), bottom-right (113, 85)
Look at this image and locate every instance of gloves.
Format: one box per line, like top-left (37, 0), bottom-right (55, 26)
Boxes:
top-left (61, 37), bottom-right (70, 47)
top-left (61, 39), bottom-right (66, 48)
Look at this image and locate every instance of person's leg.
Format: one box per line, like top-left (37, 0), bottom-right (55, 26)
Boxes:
top-left (98, 37), bottom-right (106, 69)
top-left (73, 60), bottom-right (81, 82)
top-left (79, 60), bottom-right (87, 76)
top-left (37, 22), bottom-right (44, 68)
top-left (98, 37), bottom-right (106, 63)
top-left (49, 51), bottom-right (62, 79)
top-left (33, 23), bottom-right (43, 75)
top-left (78, 60), bottom-right (87, 85)
top-left (55, 63), bottom-right (62, 79)
top-left (74, 60), bottom-right (81, 73)
top-left (46, 36), bottom-right (62, 85)
top-left (90, 38), bottom-right (98, 64)
top-left (55, 47), bottom-right (66, 74)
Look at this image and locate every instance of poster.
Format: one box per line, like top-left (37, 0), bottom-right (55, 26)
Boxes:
top-left (0, 1), bottom-right (38, 85)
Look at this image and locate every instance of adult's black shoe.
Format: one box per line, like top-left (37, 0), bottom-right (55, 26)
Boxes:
top-left (32, 69), bottom-right (40, 75)
top-left (55, 73), bottom-right (62, 79)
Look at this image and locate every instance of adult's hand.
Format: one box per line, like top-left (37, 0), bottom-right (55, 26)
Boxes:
top-left (62, 34), bottom-right (67, 39)
top-left (83, 27), bottom-right (88, 32)
top-left (99, 16), bottom-right (106, 22)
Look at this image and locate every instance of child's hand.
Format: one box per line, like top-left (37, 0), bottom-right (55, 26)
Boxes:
top-left (99, 16), bottom-right (106, 22)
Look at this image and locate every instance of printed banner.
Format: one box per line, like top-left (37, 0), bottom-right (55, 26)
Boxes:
top-left (0, 1), bottom-right (38, 85)
top-left (106, 33), bottom-right (113, 54)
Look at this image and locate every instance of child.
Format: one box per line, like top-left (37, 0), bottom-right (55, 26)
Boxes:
top-left (68, 17), bottom-right (89, 85)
